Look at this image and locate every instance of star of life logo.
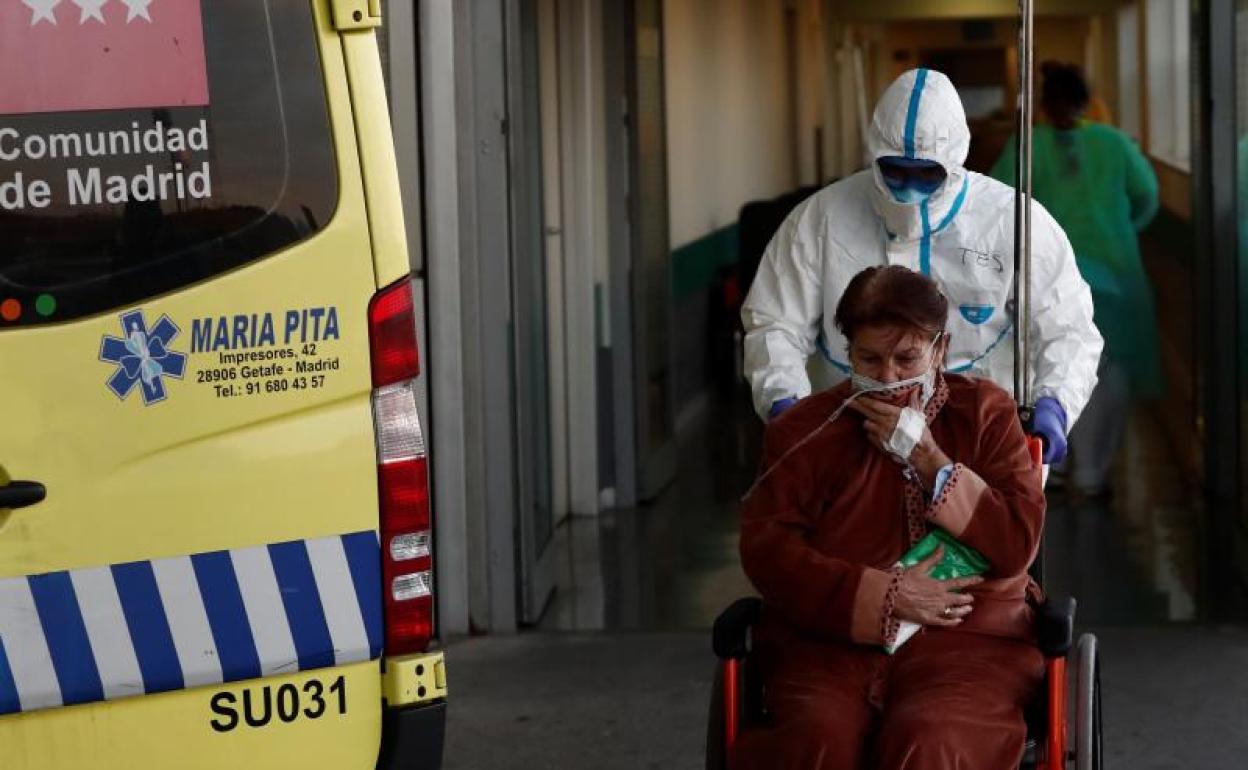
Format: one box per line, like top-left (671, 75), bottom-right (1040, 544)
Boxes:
top-left (0, 0), bottom-right (209, 116)
top-left (99, 309), bottom-right (188, 405)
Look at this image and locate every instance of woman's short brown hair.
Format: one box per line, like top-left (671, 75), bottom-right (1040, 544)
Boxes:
top-left (833, 265), bottom-right (948, 341)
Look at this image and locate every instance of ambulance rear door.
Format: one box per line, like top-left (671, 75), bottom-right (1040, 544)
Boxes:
top-left (0, 2), bottom-right (388, 768)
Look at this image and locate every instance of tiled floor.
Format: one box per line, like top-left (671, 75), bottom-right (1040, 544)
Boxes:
top-left (541, 389), bottom-right (1203, 632)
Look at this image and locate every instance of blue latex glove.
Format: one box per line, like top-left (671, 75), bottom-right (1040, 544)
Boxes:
top-left (1032, 397), bottom-right (1068, 464)
top-left (769, 397), bottom-right (798, 421)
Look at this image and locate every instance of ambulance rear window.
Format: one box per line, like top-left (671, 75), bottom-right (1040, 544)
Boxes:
top-left (0, 0), bottom-right (337, 327)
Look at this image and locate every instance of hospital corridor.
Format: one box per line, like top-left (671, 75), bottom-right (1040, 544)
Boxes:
top-left (407, 1), bottom-right (1248, 767)
top-left (381, 0), bottom-right (1248, 763)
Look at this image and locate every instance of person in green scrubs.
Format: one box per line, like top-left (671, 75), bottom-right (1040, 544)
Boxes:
top-left (991, 62), bottom-right (1160, 496)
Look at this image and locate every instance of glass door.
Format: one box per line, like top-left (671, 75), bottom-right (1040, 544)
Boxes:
top-left (508, 0), bottom-right (556, 623)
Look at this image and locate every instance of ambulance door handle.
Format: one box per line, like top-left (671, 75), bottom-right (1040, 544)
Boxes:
top-left (0, 481), bottom-right (46, 509)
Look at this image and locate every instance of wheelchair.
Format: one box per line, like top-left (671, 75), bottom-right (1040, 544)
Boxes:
top-left (708, 4), bottom-right (1099, 762)
top-left (706, 439), bottom-right (1104, 770)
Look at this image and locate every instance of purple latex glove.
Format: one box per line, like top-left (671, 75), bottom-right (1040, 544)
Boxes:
top-left (769, 397), bottom-right (798, 421)
top-left (1032, 397), bottom-right (1068, 464)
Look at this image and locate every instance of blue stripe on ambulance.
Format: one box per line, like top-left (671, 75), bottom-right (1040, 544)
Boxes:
top-left (191, 551), bottom-right (262, 682)
top-left (29, 572), bottom-right (105, 706)
top-left (0, 638), bottom-right (21, 714)
top-left (268, 541), bottom-right (336, 671)
top-left (113, 560), bottom-right (185, 694)
top-left (0, 531), bottom-right (383, 716)
top-left (342, 531), bottom-right (385, 660)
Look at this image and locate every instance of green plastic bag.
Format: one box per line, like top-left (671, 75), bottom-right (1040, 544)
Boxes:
top-left (897, 529), bottom-right (989, 578)
top-left (886, 530), bottom-right (988, 654)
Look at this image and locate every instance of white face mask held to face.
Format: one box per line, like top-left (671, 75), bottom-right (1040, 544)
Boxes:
top-left (745, 381), bottom-right (927, 501)
top-left (850, 332), bottom-right (943, 401)
top-left (743, 334), bottom-right (945, 501)
top-left (851, 369), bottom-right (934, 406)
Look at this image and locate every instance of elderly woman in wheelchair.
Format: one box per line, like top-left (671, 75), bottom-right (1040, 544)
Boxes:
top-left (733, 265), bottom-right (1047, 770)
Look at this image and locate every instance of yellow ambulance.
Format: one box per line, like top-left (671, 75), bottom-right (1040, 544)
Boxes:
top-left (0, 1), bottom-right (446, 768)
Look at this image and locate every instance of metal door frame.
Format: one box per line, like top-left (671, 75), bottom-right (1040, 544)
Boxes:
top-left (451, 0), bottom-right (520, 632)
top-left (601, 0), bottom-right (639, 508)
top-left (419, 1), bottom-right (474, 637)
top-left (624, 0), bottom-right (678, 502)
top-left (1195, 0), bottom-right (1245, 618)
top-left (505, 0), bottom-right (558, 624)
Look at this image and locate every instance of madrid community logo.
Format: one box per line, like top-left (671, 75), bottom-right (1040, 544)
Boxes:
top-left (99, 309), bottom-right (187, 406)
top-left (1, 0), bottom-right (209, 116)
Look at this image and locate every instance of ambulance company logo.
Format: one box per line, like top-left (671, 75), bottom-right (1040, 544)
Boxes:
top-left (0, 0), bottom-right (209, 115)
top-left (99, 309), bottom-right (187, 405)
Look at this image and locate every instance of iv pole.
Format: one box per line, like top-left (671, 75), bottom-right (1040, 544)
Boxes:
top-left (1013, 0), bottom-right (1035, 416)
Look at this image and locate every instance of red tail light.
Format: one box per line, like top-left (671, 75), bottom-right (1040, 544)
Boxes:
top-left (368, 278), bottom-right (434, 655)
top-left (369, 276), bottom-right (420, 386)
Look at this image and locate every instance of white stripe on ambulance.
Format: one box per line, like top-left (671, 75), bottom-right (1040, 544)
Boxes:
top-left (70, 567), bottom-right (145, 699)
top-left (229, 546), bottom-right (300, 676)
top-left (152, 556), bottom-right (223, 688)
top-left (305, 537), bottom-right (371, 667)
top-left (0, 578), bottom-right (61, 711)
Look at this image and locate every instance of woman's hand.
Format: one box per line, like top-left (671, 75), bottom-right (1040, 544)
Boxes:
top-left (847, 393), bottom-right (909, 461)
top-left (892, 546), bottom-right (983, 627)
top-left (848, 392), bottom-right (951, 484)
top-left (909, 428), bottom-right (952, 488)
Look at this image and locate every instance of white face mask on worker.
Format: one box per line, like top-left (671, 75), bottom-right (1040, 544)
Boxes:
top-left (889, 186), bottom-right (935, 205)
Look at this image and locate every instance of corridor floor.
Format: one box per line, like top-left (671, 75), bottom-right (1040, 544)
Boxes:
top-left (443, 625), bottom-right (1248, 769)
top-left (443, 388), bottom-right (1226, 769)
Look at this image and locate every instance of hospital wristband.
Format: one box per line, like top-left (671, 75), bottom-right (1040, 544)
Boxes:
top-left (931, 463), bottom-right (955, 502)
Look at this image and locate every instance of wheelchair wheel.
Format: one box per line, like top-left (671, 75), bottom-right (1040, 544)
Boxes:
top-left (1074, 633), bottom-right (1103, 770)
top-left (706, 664), bottom-right (727, 770)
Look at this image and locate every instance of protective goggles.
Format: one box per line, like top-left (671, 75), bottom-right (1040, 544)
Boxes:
top-left (876, 156), bottom-right (948, 195)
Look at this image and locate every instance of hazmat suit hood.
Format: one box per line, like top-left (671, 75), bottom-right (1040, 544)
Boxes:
top-left (867, 69), bottom-right (972, 241)
top-left (741, 68), bottom-right (1103, 429)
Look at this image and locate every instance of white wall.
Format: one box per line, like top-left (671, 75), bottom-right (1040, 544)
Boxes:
top-left (795, 0), bottom-right (831, 186)
top-left (664, 0), bottom-right (816, 249)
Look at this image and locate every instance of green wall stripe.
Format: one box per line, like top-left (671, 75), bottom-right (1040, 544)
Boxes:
top-left (671, 223), bottom-right (740, 299)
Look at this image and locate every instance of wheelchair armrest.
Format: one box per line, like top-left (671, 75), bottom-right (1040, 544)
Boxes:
top-left (1036, 595), bottom-right (1076, 658)
top-left (712, 597), bottom-right (762, 660)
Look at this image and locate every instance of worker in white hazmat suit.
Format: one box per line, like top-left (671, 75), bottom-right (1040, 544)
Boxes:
top-left (742, 68), bottom-right (1103, 463)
